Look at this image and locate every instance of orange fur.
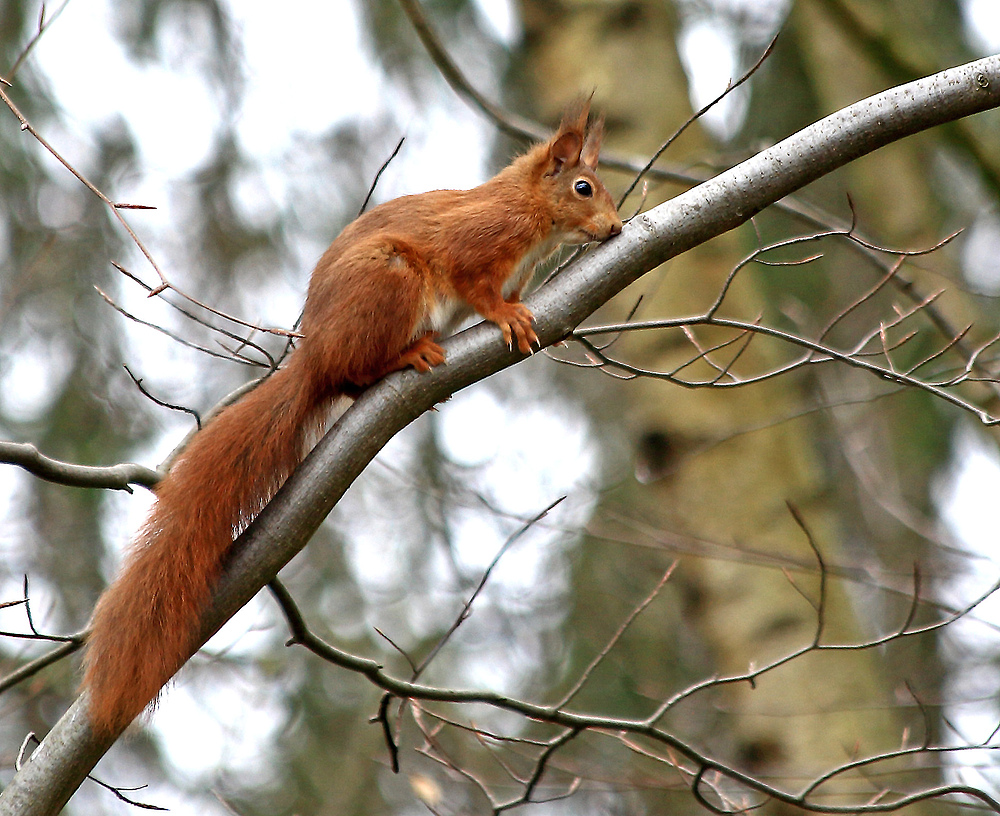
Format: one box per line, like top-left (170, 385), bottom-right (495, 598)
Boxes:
top-left (82, 101), bottom-right (622, 735)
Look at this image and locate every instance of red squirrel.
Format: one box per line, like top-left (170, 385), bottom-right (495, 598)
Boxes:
top-left (82, 101), bottom-right (622, 736)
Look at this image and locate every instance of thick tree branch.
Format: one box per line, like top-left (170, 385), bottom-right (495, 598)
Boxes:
top-left (2, 54), bottom-right (999, 816)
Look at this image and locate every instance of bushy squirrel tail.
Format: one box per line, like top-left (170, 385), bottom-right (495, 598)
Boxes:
top-left (83, 357), bottom-right (329, 735)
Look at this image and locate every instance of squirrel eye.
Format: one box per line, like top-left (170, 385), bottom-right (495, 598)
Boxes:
top-left (574, 179), bottom-right (593, 197)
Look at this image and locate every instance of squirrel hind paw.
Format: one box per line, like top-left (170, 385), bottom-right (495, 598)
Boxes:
top-left (397, 334), bottom-right (447, 373)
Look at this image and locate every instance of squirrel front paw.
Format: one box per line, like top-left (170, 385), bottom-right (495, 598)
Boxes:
top-left (492, 302), bottom-right (538, 355)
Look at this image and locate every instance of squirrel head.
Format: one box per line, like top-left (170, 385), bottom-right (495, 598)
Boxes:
top-left (533, 99), bottom-right (623, 245)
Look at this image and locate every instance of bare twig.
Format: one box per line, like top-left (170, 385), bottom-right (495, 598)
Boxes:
top-left (411, 496), bottom-right (566, 681)
top-left (122, 365), bottom-right (203, 428)
top-left (554, 563), bottom-right (676, 708)
top-left (96, 280), bottom-right (271, 369)
top-left (574, 323), bottom-right (997, 424)
top-left (0, 640), bottom-right (83, 694)
top-left (108, 262), bottom-right (289, 365)
top-left (495, 727), bottom-right (583, 813)
top-left (617, 32), bottom-right (779, 207)
top-left (396, 0), bottom-right (546, 143)
top-left (262, 511), bottom-right (1000, 814)
top-left (0, 440), bottom-right (159, 492)
top-left (4, 0), bottom-right (73, 81)
top-left (0, 85), bottom-right (296, 349)
top-left (0, 84), bottom-right (167, 288)
top-left (16, 735), bottom-right (166, 811)
top-left (358, 136), bottom-right (406, 217)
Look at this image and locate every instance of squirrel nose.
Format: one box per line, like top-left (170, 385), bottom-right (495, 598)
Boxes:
top-left (609, 219), bottom-right (623, 236)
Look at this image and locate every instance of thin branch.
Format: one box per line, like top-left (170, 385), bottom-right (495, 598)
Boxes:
top-left (396, 0), bottom-right (547, 143)
top-left (15, 736), bottom-right (166, 811)
top-left (366, 498), bottom-right (565, 769)
top-left (566, 226), bottom-right (987, 428)
top-left (617, 32), bottom-right (779, 207)
top-left (707, 229), bottom-right (842, 319)
top-left (358, 136), bottom-right (405, 217)
top-left (672, 324), bottom-right (754, 381)
top-left (495, 728), bottom-right (583, 813)
top-left (571, 312), bottom-right (1000, 426)
top-left (411, 705), bottom-right (499, 808)
top-left (0, 441), bottom-right (159, 492)
top-left (0, 640), bottom-right (83, 694)
top-left (648, 561), bottom-right (999, 726)
top-left (86, 778), bottom-right (167, 812)
top-left (123, 365), bottom-right (203, 428)
top-left (264, 533), bottom-right (1000, 814)
top-left (554, 563), bottom-right (677, 709)
top-left (0, 83), bottom-right (168, 288)
top-left (96, 282), bottom-right (269, 369)
top-left (4, 0), bottom-right (74, 81)
top-left (108, 262), bottom-right (285, 366)
top-left (786, 503), bottom-right (828, 646)
top-left (0, 84), bottom-right (296, 348)
top-left (819, 255), bottom-right (906, 342)
top-left (411, 496), bottom-right (566, 681)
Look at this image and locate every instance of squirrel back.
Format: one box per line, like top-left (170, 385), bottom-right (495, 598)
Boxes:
top-left (82, 100), bottom-right (621, 736)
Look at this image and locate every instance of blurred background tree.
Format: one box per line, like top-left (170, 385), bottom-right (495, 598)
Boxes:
top-left (0, 0), bottom-right (999, 814)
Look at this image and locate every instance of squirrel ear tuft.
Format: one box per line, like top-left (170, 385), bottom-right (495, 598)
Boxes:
top-left (581, 115), bottom-right (604, 170)
top-left (544, 95), bottom-right (594, 175)
top-left (558, 94), bottom-right (592, 136)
